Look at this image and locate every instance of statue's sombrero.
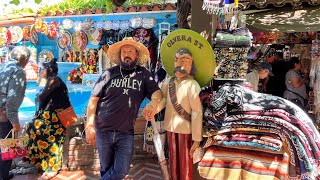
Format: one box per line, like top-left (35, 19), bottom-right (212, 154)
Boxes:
top-left (160, 29), bottom-right (216, 87)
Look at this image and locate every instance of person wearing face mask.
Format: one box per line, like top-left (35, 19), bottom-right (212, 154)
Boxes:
top-left (0, 46), bottom-right (30, 180)
top-left (18, 58), bottom-right (71, 180)
top-left (85, 37), bottom-right (162, 180)
top-left (246, 62), bottom-right (274, 92)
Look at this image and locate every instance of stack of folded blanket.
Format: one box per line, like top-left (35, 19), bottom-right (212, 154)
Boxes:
top-left (199, 83), bottom-right (320, 180)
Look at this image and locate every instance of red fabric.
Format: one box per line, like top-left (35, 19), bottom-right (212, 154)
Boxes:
top-left (167, 131), bottom-right (193, 180)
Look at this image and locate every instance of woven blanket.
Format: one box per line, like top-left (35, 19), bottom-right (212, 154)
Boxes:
top-left (198, 146), bottom-right (289, 180)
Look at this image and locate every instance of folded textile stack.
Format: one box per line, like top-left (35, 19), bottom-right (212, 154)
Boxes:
top-left (199, 83), bottom-right (320, 180)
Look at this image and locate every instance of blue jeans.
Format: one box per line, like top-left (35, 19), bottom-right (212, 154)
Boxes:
top-left (0, 122), bottom-right (13, 180)
top-left (96, 130), bottom-right (134, 180)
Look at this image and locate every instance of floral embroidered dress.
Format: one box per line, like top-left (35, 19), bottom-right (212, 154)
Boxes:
top-left (23, 76), bottom-right (70, 173)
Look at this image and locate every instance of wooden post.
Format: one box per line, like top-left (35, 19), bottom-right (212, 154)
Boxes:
top-left (191, 0), bottom-right (216, 45)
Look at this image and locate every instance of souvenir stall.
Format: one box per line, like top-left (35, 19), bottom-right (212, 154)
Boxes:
top-left (0, 10), bottom-right (177, 126)
top-left (193, 1), bottom-right (320, 179)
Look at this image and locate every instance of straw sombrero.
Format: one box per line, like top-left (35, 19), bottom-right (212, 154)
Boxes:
top-left (160, 29), bottom-right (216, 87)
top-left (107, 37), bottom-right (150, 65)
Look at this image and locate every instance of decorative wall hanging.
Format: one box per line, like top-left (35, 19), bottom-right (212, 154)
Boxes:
top-left (73, 21), bottom-right (82, 31)
top-left (87, 27), bottom-right (102, 45)
top-left (203, 0), bottom-right (239, 15)
top-left (8, 26), bottom-right (23, 44)
top-left (0, 27), bottom-right (11, 47)
top-left (62, 19), bottom-right (74, 30)
top-left (120, 20), bottom-right (130, 30)
top-left (104, 21), bottom-right (113, 30)
top-left (22, 25), bottom-right (31, 40)
top-left (112, 21), bottom-right (120, 30)
top-left (142, 17), bottom-right (156, 29)
top-left (130, 16), bottom-right (143, 29)
top-left (47, 21), bottom-right (59, 40)
top-left (72, 31), bottom-right (87, 52)
top-left (38, 49), bottom-right (54, 62)
top-left (29, 31), bottom-right (38, 45)
top-left (94, 21), bottom-right (104, 30)
top-left (58, 31), bottom-right (72, 50)
top-left (81, 18), bottom-right (94, 33)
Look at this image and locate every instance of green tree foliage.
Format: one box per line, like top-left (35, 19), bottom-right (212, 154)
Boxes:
top-left (6, 0), bottom-right (172, 15)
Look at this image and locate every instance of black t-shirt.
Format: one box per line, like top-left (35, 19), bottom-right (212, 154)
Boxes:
top-left (91, 65), bottom-right (160, 134)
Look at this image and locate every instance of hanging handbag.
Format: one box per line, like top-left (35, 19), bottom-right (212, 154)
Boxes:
top-left (0, 129), bottom-right (29, 161)
top-left (56, 106), bottom-right (78, 128)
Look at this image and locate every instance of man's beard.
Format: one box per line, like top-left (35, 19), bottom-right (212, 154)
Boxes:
top-left (120, 57), bottom-right (138, 70)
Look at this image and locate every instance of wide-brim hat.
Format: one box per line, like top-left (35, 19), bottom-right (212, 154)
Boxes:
top-left (107, 37), bottom-right (150, 65)
top-left (160, 29), bottom-right (216, 87)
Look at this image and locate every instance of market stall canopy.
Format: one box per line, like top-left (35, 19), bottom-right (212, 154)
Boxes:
top-left (245, 6), bottom-right (320, 32)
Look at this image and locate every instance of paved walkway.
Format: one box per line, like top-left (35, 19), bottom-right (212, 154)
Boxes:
top-left (12, 158), bottom-right (163, 180)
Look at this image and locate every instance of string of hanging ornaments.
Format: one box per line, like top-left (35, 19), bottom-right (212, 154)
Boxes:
top-left (202, 0), bottom-right (239, 15)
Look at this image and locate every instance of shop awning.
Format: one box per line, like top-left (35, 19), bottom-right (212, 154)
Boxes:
top-left (244, 6), bottom-right (320, 32)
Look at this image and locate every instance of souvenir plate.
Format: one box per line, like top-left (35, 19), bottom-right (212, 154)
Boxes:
top-left (94, 21), bottom-right (104, 30)
top-left (38, 49), bottom-right (54, 62)
top-left (104, 21), bottom-right (113, 30)
top-left (8, 26), bottom-right (23, 44)
top-left (30, 31), bottom-right (38, 45)
top-left (87, 27), bottom-right (102, 45)
top-left (112, 21), bottom-right (120, 30)
top-left (23, 25), bottom-right (31, 40)
top-left (58, 31), bottom-right (72, 50)
top-left (72, 31), bottom-right (87, 51)
top-left (62, 19), bottom-right (74, 30)
top-left (73, 21), bottom-right (82, 31)
top-left (130, 16), bottom-right (142, 28)
top-left (142, 17), bottom-right (156, 29)
top-left (0, 27), bottom-right (11, 47)
top-left (34, 19), bottom-right (43, 32)
top-left (81, 18), bottom-right (94, 33)
top-left (120, 20), bottom-right (130, 30)
top-left (40, 22), bottom-right (48, 35)
top-left (47, 21), bottom-right (59, 40)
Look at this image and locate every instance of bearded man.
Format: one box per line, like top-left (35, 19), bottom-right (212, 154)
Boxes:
top-left (85, 37), bottom-right (162, 180)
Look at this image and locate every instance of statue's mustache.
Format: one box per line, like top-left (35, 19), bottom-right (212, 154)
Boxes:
top-left (173, 67), bottom-right (187, 74)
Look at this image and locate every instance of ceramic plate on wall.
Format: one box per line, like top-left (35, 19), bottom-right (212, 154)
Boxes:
top-left (47, 21), bottom-right (59, 40)
top-left (23, 25), bottom-right (31, 40)
top-left (0, 27), bottom-right (12, 47)
top-left (130, 16), bottom-right (142, 28)
top-left (62, 19), bottom-right (74, 30)
top-left (88, 27), bottom-right (102, 45)
top-left (9, 26), bottom-right (23, 44)
top-left (30, 31), bottom-right (38, 45)
top-left (142, 17), bottom-right (156, 29)
top-left (72, 31), bottom-right (87, 51)
top-left (104, 21), bottom-right (112, 30)
top-left (38, 49), bottom-right (54, 62)
top-left (58, 31), bottom-right (72, 50)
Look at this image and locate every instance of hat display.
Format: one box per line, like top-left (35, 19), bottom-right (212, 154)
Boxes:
top-left (107, 37), bottom-right (150, 65)
top-left (160, 29), bottom-right (216, 87)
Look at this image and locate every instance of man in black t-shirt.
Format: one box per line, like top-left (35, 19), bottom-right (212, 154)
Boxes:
top-left (84, 38), bottom-right (162, 180)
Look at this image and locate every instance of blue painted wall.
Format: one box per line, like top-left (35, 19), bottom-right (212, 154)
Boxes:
top-left (36, 11), bottom-right (177, 60)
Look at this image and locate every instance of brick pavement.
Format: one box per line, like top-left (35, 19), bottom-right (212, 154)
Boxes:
top-left (12, 158), bottom-right (163, 180)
